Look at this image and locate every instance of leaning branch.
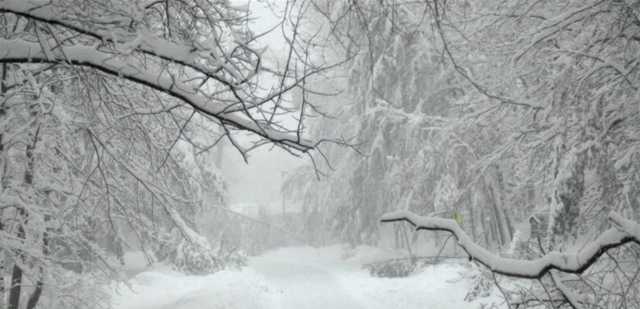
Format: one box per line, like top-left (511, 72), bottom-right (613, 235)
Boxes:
top-left (0, 38), bottom-right (314, 152)
top-left (380, 211), bottom-right (640, 279)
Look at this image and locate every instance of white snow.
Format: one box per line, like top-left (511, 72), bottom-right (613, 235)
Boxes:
top-left (111, 246), bottom-right (504, 309)
top-left (381, 210), bottom-right (640, 278)
top-left (112, 267), bottom-right (279, 309)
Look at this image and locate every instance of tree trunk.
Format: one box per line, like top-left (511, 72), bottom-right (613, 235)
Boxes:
top-left (466, 191), bottom-right (477, 241)
top-left (26, 223), bottom-right (47, 309)
top-left (7, 230), bottom-right (23, 309)
top-left (0, 60), bottom-right (6, 309)
top-left (484, 173), bottom-right (513, 247)
top-left (549, 150), bottom-right (586, 249)
top-left (8, 117), bottom-right (40, 309)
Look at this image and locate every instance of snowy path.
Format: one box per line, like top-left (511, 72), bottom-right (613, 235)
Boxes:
top-left (250, 253), bottom-right (366, 308)
top-left (111, 246), bottom-right (504, 309)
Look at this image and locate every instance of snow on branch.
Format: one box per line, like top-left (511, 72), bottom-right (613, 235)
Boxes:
top-left (0, 38), bottom-right (314, 152)
top-left (0, 0), bottom-right (327, 153)
top-left (0, 0), bottom-right (245, 85)
top-left (380, 211), bottom-right (640, 279)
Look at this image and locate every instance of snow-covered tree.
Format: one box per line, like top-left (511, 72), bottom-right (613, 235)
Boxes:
top-left (284, 0), bottom-right (640, 306)
top-left (0, 0), bottom-right (335, 308)
top-left (283, 0), bottom-right (515, 248)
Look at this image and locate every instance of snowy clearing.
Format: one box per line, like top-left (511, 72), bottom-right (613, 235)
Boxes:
top-left (111, 246), bottom-right (505, 309)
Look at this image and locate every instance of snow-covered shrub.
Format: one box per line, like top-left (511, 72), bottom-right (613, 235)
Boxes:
top-left (157, 226), bottom-right (246, 275)
top-left (37, 266), bottom-right (111, 309)
top-left (464, 272), bottom-right (494, 302)
top-left (172, 237), bottom-right (223, 274)
top-left (364, 258), bottom-right (417, 278)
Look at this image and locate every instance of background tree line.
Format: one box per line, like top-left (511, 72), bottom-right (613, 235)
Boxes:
top-left (283, 0), bottom-right (640, 307)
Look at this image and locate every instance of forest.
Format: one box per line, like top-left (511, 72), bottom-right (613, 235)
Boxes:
top-left (0, 0), bottom-right (639, 308)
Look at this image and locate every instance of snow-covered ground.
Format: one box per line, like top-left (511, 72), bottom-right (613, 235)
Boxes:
top-left (111, 246), bottom-right (505, 309)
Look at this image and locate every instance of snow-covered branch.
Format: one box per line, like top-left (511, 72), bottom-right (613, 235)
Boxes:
top-left (0, 0), bottom-right (247, 85)
top-left (380, 211), bottom-right (640, 279)
top-left (0, 0), bottom-right (330, 154)
top-left (0, 38), bottom-right (314, 152)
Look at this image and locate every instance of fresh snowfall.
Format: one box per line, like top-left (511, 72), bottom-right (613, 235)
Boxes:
top-left (1, 0), bottom-right (640, 309)
top-left (111, 246), bottom-right (504, 309)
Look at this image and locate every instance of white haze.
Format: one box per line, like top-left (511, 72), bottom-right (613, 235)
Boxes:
top-left (222, 0), bottom-right (304, 214)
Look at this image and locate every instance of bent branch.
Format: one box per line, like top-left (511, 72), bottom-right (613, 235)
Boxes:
top-left (0, 38), bottom-right (314, 152)
top-left (380, 210), bottom-right (640, 279)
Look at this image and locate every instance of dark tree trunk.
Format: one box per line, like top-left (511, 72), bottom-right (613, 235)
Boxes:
top-left (549, 150), bottom-right (586, 249)
top-left (8, 118), bottom-right (40, 309)
top-left (26, 224), bottom-right (48, 309)
top-left (0, 60), bottom-right (6, 309)
top-left (8, 216), bottom-right (25, 309)
top-left (26, 279), bottom-right (43, 309)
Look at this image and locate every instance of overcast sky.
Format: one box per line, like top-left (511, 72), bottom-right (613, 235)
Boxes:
top-left (221, 0), bottom-right (306, 213)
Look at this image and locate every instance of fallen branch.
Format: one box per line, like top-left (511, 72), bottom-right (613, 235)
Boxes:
top-left (380, 211), bottom-right (640, 279)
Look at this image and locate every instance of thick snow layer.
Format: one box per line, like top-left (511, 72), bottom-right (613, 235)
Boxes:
top-left (111, 267), bottom-right (279, 309)
top-left (381, 210), bottom-right (640, 278)
top-left (111, 246), bottom-right (504, 309)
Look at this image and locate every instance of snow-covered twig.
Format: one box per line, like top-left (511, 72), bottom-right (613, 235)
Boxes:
top-left (380, 211), bottom-right (640, 279)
